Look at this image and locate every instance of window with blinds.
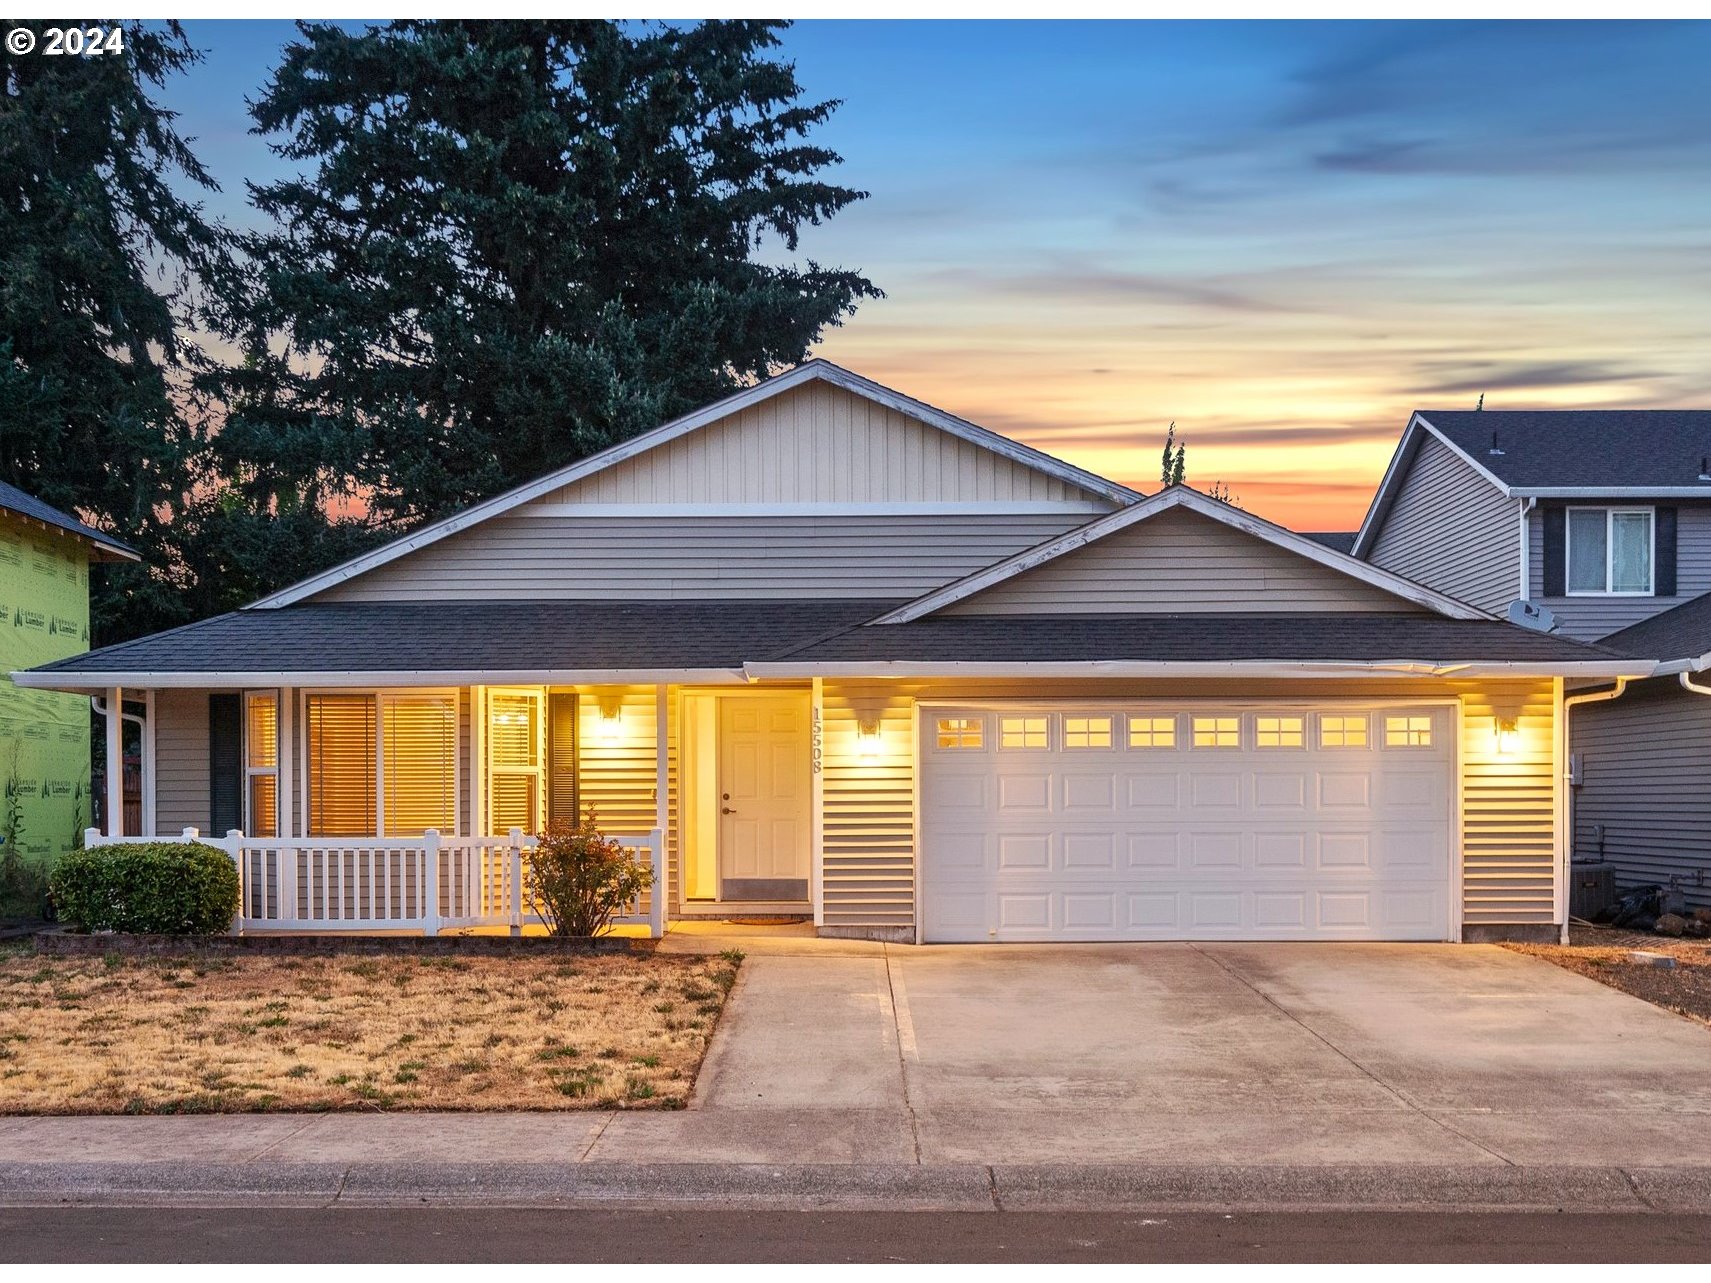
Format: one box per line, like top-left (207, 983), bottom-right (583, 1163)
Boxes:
top-left (488, 690), bottom-right (543, 835)
top-left (305, 691), bottom-right (460, 837)
top-left (307, 694), bottom-right (376, 836)
top-left (245, 692), bottom-right (279, 837)
top-left (382, 695), bottom-right (457, 836)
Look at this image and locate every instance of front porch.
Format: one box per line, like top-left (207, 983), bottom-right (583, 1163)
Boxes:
top-left (92, 680), bottom-right (831, 939)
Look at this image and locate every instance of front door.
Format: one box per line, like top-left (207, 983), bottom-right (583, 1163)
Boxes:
top-left (717, 695), bottom-right (811, 901)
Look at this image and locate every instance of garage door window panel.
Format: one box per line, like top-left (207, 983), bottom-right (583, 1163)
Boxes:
top-left (1384, 715), bottom-right (1433, 748)
top-left (936, 717), bottom-right (984, 750)
top-left (1319, 715), bottom-right (1368, 748)
top-left (1255, 716), bottom-right (1304, 748)
top-left (1128, 716), bottom-right (1177, 748)
top-left (1064, 716), bottom-right (1113, 749)
top-left (1000, 716), bottom-right (1049, 750)
top-left (1192, 716), bottom-right (1240, 748)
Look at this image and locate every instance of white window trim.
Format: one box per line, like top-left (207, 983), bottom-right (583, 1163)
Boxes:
top-left (243, 689), bottom-right (280, 837)
top-left (486, 686), bottom-right (546, 835)
top-left (1565, 505), bottom-right (1655, 597)
top-left (298, 687), bottom-right (462, 838)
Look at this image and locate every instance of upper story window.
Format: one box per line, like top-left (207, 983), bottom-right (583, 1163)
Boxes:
top-left (1567, 507), bottom-right (1653, 596)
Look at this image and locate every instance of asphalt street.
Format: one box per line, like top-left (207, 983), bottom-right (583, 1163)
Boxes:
top-left (3, 1207), bottom-right (1709, 1263)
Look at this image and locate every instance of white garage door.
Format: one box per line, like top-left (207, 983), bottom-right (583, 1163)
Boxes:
top-left (920, 704), bottom-right (1456, 942)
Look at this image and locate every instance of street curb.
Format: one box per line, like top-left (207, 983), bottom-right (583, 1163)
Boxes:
top-left (1, 1161), bottom-right (1708, 1212)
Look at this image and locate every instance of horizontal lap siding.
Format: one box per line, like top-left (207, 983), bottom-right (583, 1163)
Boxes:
top-left (315, 515), bottom-right (1083, 601)
top-left (944, 507), bottom-right (1430, 614)
top-left (572, 686), bottom-right (678, 909)
top-left (821, 677), bottom-right (1559, 935)
top-left (154, 689), bottom-right (209, 835)
top-left (1529, 503), bottom-right (1711, 641)
top-left (1367, 433), bottom-right (1518, 614)
top-left (1571, 677), bottom-right (1711, 911)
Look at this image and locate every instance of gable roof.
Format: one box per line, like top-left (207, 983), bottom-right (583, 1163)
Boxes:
top-left (1601, 589), bottom-right (1711, 667)
top-left (873, 486), bottom-right (1492, 625)
top-left (1354, 409), bottom-right (1711, 558)
top-left (0, 481), bottom-right (138, 561)
top-left (250, 359), bottom-right (1141, 610)
top-left (1301, 531), bottom-right (1357, 554)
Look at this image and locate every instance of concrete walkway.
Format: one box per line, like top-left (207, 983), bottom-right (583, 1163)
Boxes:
top-left (2, 941), bottom-right (1709, 1210)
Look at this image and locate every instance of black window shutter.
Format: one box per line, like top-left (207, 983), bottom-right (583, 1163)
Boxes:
top-left (1541, 506), bottom-right (1566, 598)
top-left (547, 692), bottom-right (579, 831)
top-left (209, 693), bottom-right (243, 835)
top-left (1655, 507), bottom-right (1677, 596)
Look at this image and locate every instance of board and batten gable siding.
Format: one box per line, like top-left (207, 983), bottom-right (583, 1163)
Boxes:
top-left (1528, 503), bottom-right (1711, 641)
top-left (313, 382), bottom-right (1117, 603)
top-left (819, 677), bottom-right (1560, 937)
top-left (1571, 677), bottom-right (1711, 912)
top-left (1365, 431), bottom-right (1519, 615)
top-left (940, 506), bottom-right (1432, 616)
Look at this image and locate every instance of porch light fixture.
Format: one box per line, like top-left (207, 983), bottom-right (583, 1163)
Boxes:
top-left (856, 719), bottom-right (883, 762)
top-left (593, 697), bottom-right (624, 746)
top-left (1494, 717), bottom-right (1519, 757)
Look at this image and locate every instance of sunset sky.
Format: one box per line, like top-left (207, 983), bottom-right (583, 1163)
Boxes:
top-left (167, 19), bottom-right (1711, 531)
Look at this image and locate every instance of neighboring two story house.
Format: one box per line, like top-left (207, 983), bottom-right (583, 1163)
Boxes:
top-left (0, 481), bottom-right (138, 914)
top-left (1355, 410), bottom-right (1711, 911)
top-left (15, 362), bottom-right (1637, 945)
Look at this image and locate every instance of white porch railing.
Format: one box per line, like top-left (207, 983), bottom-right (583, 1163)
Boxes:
top-left (83, 827), bottom-right (666, 939)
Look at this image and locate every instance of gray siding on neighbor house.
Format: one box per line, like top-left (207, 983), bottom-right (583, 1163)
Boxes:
top-left (1571, 676), bottom-right (1711, 912)
top-left (315, 514), bottom-right (1088, 602)
top-left (1529, 503), bottom-right (1711, 642)
top-left (942, 507), bottom-right (1432, 616)
top-left (1366, 432), bottom-right (1519, 615)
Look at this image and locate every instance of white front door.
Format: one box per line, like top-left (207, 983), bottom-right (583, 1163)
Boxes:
top-left (718, 695), bottom-right (811, 901)
top-left (920, 702), bottom-right (1456, 943)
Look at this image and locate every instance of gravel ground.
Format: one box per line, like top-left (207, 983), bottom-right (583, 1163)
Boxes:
top-left (1504, 925), bottom-right (1711, 1028)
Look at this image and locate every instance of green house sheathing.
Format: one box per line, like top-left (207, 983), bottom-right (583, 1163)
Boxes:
top-left (0, 513), bottom-right (92, 878)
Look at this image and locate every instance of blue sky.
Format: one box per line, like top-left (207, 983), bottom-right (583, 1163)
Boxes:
top-left (163, 19), bottom-right (1711, 527)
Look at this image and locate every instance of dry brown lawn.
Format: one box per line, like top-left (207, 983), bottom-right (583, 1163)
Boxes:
top-left (1504, 925), bottom-right (1711, 1028)
top-left (0, 944), bottom-right (740, 1114)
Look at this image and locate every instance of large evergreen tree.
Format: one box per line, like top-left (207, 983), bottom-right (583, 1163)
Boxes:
top-left (221, 19), bottom-right (880, 530)
top-left (0, 20), bottom-right (230, 638)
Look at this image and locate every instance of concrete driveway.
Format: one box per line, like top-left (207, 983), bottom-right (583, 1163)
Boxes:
top-left (634, 943), bottom-right (1711, 1168)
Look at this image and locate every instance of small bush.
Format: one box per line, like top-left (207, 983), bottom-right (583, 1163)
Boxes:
top-left (49, 842), bottom-right (240, 936)
top-left (524, 808), bottom-right (654, 937)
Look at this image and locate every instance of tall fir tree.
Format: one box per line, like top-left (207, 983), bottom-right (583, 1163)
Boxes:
top-left (219, 19), bottom-right (881, 531)
top-left (0, 20), bottom-right (232, 639)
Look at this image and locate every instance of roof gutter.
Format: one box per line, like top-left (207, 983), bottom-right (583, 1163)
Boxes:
top-left (741, 659), bottom-right (1654, 681)
top-left (11, 667), bottom-right (752, 694)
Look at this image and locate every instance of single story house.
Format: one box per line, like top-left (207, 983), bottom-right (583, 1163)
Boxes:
top-left (15, 363), bottom-right (1649, 942)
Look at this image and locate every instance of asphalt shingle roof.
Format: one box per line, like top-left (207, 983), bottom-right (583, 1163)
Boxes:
top-left (1600, 591), bottom-right (1711, 662)
top-left (769, 613), bottom-right (1622, 666)
top-left (1420, 410), bottom-right (1711, 490)
top-left (1301, 532), bottom-right (1358, 553)
top-left (0, 480), bottom-right (137, 558)
top-left (26, 601), bottom-right (903, 676)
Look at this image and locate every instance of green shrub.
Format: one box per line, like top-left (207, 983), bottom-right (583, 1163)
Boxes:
top-left (524, 809), bottom-right (654, 937)
top-left (50, 842), bottom-right (240, 935)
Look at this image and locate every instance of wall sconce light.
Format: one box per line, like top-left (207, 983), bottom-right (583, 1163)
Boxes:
top-left (593, 697), bottom-right (624, 745)
top-left (1494, 717), bottom-right (1519, 756)
top-left (856, 719), bottom-right (883, 762)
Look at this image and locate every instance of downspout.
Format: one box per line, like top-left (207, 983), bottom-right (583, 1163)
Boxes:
top-left (1560, 678), bottom-right (1632, 942)
top-left (1517, 496), bottom-right (1536, 602)
top-left (1681, 669), bottom-right (1711, 696)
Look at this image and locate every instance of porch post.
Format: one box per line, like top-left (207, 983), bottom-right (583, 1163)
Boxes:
top-left (104, 686), bottom-right (123, 837)
top-left (651, 683), bottom-right (668, 939)
top-left (811, 677), bottom-right (825, 928)
top-left (141, 689), bottom-right (156, 836)
top-left (423, 828), bottom-right (441, 937)
top-left (278, 687), bottom-right (296, 921)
